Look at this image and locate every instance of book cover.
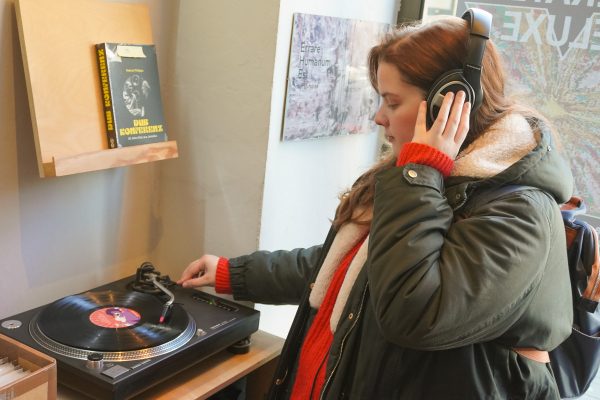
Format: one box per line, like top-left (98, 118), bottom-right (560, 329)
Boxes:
top-left (95, 43), bottom-right (168, 148)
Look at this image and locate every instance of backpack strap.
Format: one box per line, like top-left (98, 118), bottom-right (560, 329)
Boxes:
top-left (561, 196), bottom-right (586, 219)
top-left (512, 347), bottom-right (550, 363)
top-left (582, 226), bottom-right (600, 303)
top-left (560, 197), bottom-right (600, 310)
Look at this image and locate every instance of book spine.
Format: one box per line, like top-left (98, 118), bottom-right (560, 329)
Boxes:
top-left (95, 44), bottom-right (118, 149)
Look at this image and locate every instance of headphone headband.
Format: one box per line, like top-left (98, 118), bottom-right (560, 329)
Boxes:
top-left (461, 8), bottom-right (492, 110)
top-left (462, 8), bottom-right (492, 39)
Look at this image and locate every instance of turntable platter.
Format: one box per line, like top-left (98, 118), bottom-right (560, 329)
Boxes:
top-left (30, 290), bottom-right (196, 361)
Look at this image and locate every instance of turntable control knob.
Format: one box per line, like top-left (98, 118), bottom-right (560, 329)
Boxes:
top-left (86, 352), bottom-right (104, 370)
top-left (1, 320), bottom-right (22, 329)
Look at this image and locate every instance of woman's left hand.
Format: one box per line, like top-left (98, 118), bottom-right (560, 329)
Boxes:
top-left (412, 91), bottom-right (471, 160)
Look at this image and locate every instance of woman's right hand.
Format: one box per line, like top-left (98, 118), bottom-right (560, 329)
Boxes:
top-left (177, 254), bottom-right (219, 288)
top-left (412, 91), bottom-right (470, 160)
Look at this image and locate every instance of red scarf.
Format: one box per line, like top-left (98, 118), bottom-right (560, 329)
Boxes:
top-left (290, 236), bottom-right (366, 399)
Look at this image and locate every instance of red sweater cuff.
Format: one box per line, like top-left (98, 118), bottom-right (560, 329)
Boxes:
top-left (214, 257), bottom-right (232, 294)
top-left (396, 142), bottom-right (454, 177)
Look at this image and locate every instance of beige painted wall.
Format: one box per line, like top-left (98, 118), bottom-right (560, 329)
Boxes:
top-left (0, 0), bottom-right (179, 318)
top-left (153, 0), bottom-right (279, 279)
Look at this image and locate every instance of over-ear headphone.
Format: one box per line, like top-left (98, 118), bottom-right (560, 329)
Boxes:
top-left (425, 8), bottom-right (493, 128)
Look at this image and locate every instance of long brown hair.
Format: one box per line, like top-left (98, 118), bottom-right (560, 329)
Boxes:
top-left (333, 16), bottom-right (528, 229)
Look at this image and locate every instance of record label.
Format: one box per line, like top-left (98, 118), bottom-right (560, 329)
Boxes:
top-left (89, 307), bottom-right (141, 328)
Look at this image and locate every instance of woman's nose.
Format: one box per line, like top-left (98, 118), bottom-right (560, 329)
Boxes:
top-left (374, 106), bottom-right (387, 127)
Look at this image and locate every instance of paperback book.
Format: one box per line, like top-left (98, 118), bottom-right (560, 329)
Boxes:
top-left (95, 43), bottom-right (168, 148)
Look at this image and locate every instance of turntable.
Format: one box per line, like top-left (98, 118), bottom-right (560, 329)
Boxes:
top-left (0, 263), bottom-right (260, 399)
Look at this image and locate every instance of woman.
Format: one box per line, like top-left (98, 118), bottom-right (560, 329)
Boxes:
top-left (179, 13), bottom-right (573, 399)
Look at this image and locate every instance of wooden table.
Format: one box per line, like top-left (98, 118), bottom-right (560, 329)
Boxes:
top-left (58, 330), bottom-right (285, 399)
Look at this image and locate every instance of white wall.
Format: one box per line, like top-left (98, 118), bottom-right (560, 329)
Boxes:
top-left (256, 0), bottom-right (399, 337)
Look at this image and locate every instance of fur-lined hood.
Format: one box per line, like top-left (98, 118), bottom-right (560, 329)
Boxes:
top-left (446, 113), bottom-right (573, 207)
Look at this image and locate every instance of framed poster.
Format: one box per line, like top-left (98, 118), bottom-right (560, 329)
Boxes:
top-left (454, 0), bottom-right (600, 214)
top-left (282, 13), bottom-right (390, 141)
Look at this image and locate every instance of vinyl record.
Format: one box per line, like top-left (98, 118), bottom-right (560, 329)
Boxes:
top-left (35, 290), bottom-right (191, 352)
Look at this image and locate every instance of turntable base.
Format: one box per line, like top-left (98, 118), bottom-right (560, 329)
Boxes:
top-left (58, 330), bottom-right (284, 399)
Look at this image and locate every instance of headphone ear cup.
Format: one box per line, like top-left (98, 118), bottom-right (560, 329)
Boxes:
top-left (426, 70), bottom-right (475, 128)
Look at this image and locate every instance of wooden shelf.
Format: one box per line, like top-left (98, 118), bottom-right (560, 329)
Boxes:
top-left (44, 140), bottom-right (178, 177)
top-left (15, 0), bottom-right (178, 177)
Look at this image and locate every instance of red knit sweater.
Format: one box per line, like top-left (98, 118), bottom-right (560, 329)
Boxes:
top-left (289, 236), bottom-right (365, 399)
top-left (397, 142), bottom-right (454, 177)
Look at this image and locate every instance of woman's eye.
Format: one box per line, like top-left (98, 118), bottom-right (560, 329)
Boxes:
top-left (387, 103), bottom-right (398, 109)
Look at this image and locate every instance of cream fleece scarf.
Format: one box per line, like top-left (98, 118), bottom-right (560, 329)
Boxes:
top-left (308, 221), bottom-right (370, 333)
top-left (310, 113), bottom-right (537, 333)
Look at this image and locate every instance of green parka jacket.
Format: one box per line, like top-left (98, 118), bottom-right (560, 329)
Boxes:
top-left (227, 121), bottom-right (574, 399)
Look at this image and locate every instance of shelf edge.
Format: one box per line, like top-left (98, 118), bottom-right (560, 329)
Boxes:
top-left (46, 140), bottom-right (179, 177)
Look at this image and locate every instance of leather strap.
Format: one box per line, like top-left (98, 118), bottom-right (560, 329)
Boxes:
top-left (513, 347), bottom-right (550, 363)
top-left (582, 226), bottom-right (600, 303)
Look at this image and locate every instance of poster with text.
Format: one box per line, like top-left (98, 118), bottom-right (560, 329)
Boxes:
top-left (282, 13), bottom-right (390, 141)
top-left (457, 0), bottom-right (600, 214)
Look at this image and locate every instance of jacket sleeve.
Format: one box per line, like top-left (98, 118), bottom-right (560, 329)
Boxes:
top-left (368, 164), bottom-right (561, 350)
top-left (227, 245), bottom-right (324, 305)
